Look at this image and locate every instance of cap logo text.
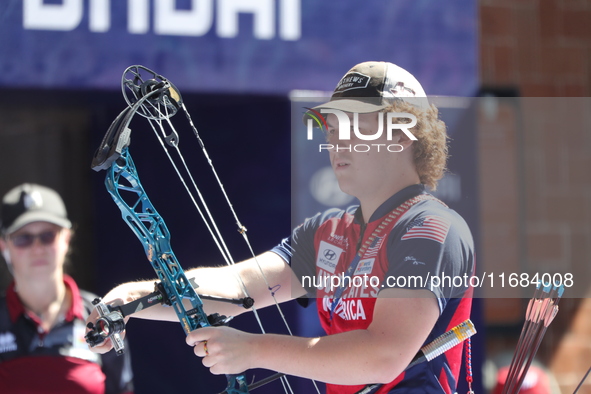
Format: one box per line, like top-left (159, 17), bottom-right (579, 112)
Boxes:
top-left (335, 72), bottom-right (370, 93)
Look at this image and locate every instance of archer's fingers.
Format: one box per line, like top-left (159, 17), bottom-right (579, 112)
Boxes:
top-left (186, 326), bottom-right (217, 346)
top-left (202, 354), bottom-right (220, 371)
top-left (193, 340), bottom-right (209, 358)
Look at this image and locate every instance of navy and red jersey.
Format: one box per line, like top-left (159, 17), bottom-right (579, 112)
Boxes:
top-left (0, 275), bottom-right (134, 394)
top-left (273, 184), bottom-right (475, 394)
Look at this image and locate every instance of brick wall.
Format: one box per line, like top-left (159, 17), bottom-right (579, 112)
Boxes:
top-left (481, 0), bottom-right (591, 96)
top-left (480, 1), bottom-right (591, 393)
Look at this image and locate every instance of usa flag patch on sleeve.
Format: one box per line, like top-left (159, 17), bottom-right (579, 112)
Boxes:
top-left (401, 216), bottom-right (451, 244)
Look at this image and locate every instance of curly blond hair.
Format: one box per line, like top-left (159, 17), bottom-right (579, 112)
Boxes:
top-left (382, 101), bottom-right (449, 190)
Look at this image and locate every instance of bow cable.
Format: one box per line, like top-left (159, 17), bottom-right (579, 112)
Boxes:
top-left (140, 105), bottom-right (293, 394)
top-left (131, 73), bottom-right (321, 393)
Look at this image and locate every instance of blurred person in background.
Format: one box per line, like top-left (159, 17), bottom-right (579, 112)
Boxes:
top-left (0, 183), bottom-right (134, 394)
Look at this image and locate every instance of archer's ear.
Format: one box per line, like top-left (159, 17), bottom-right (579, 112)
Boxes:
top-left (391, 130), bottom-right (416, 150)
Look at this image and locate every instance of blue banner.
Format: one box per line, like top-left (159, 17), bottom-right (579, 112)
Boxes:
top-left (0, 0), bottom-right (477, 96)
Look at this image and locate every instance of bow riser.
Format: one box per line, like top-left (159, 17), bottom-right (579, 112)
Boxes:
top-left (106, 149), bottom-right (210, 332)
top-left (103, 147), bottom-right (249, 394)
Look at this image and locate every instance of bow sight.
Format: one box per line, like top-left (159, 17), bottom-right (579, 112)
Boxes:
top-left (85, 298), bottom-right (126, 354)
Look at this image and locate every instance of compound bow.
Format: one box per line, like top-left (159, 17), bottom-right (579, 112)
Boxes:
top-left (84, 65), bottom-right (301, 394)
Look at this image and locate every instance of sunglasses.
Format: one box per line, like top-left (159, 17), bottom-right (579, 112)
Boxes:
top-left (9, 230), bottom-right (60, 248)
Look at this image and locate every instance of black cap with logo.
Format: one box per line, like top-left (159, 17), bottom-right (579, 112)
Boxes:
top-left (0, 184), bottom-right (72, 235)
